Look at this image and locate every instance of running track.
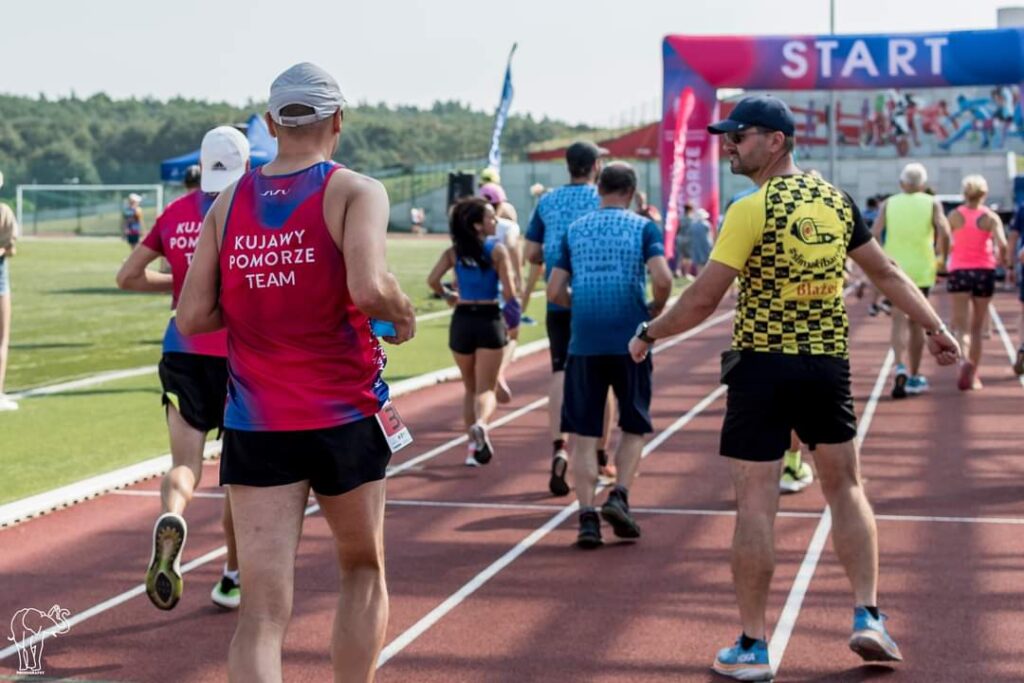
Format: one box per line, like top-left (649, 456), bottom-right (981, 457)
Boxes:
top-left (2, 290), bottom-right (1022, 682)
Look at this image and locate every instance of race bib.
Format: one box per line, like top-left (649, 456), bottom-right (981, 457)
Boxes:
top-left (375, 402), bottom-right (413, 453)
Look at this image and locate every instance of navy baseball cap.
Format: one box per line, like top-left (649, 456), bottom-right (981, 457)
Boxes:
top-left (708, 95), bottom-right (796, 137)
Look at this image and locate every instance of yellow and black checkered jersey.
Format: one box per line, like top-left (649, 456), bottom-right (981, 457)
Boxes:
top-left (710, 173), bottom-right (872, 358)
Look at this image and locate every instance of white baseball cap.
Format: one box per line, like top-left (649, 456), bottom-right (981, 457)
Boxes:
top-left (200, 126), bottom-right (250, 193)
top-left (268, 62), bottom-right (347, 127)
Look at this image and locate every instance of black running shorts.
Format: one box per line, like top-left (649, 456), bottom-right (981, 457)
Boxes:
top-left (561, 354), bottom-right (653, 437)
top-left (946, 268), bottom-right (996, 298)
top-left (220, 416), bottom-right (391, 496)
top-left (449, 304), bottom-right (507, 354)
top-left (158, 352), bottom-right (229, 433)
top-left (719, 350), bottom-right (858, 462)
top-left (546, 309), bottom-right (572, 373)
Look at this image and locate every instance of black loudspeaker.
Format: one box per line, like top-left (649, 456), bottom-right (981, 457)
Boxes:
top-left (448, 172), bottom-right (476, 206)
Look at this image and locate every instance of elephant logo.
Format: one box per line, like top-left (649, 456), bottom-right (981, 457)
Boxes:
top-left (7, 604), bottom-right (72, 675)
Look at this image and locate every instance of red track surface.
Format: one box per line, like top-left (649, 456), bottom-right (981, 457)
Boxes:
top-left (2, 290), bottom-right (1022, 682)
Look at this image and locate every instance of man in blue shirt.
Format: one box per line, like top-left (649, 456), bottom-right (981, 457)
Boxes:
top-left (547, 162), bottom-right (672, 548)
top-left (525, 141), bottom-right (605, 496)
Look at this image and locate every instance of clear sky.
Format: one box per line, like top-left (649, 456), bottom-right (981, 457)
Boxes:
top-left (0, 0), bottom-right (1019, 126)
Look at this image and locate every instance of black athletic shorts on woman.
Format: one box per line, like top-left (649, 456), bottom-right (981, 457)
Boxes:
top-left (158, 352), bottom-right (229, 433)
top-left (719, 350), bottom-right (858, 462)
top-left (561, 354), bottom-right (653, 437)
top-left (449, 304), bottom-right (507, 354)
top-left (220, 416), bottom-right (391, 496)
top-left (946, 268), bottom-right (996, 298)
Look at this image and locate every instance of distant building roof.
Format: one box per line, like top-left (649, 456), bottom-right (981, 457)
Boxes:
top-left (527, 122), bottom-right (660, 161)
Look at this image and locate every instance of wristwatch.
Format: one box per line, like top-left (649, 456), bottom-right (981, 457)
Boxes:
top-left (925, 323), bottom-right (949, 337)
top-left (635, 321), bottom-right (656, 344)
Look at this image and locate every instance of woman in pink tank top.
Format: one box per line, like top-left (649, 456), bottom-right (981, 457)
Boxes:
top-left (944, 174), bottom-right (1010, 390)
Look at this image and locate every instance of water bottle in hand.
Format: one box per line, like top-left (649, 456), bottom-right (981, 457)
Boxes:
top-left (371, 319), bottom-right (397, 337)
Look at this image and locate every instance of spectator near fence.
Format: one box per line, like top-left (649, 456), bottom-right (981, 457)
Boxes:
top-left (0, 170), bottom-right (18, 411)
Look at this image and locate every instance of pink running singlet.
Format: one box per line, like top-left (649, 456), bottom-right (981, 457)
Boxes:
top-left (219, 161), bottom-right (389, 431)
top-left (142, 190), bottom-right (227, 357)
top-left (948, 205), bottom-right (997, 271)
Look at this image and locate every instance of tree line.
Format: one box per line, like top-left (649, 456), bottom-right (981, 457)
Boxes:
top-left (0, 93), bottom-right (591, 198)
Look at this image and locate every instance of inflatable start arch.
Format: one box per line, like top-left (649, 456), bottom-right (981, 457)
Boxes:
top-left (660, 28), bottom-right (1024, 254)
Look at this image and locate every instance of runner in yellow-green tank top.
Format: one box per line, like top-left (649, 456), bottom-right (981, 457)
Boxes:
top-left (871, 163), bottom-right (951, 399)
top-left (884, 192), bottom-right (939, 287)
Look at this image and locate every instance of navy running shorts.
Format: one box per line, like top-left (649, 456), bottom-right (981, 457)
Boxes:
top-left (719, 350), bottom-right (858, 462)
top-left (545, 309), bottom-right (572, 373)
top-left (561, 353), bottom-right (653, 437)
top-left (220, 416), bottom-right (391, 496)
top-left (158, 352), bottom-right (229, 433)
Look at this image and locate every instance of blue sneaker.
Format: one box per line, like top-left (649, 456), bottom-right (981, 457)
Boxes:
top-left (712, 636), bottom-right (773, 681)
top-left (906, 375), bottom-right (929, 395)
top-left (849, 607), bottom-right (903, 662)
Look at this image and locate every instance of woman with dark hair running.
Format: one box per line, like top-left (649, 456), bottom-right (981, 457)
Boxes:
top-left (428, 197), bottom-right (520, 466)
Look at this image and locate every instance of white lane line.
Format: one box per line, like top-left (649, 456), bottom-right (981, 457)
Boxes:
top-left (110, 490), bottom-right (226, 499)
top-left (107, 494), bottom-right (1024, 528)
top-left (388, 499), bottom-right (565, 513)
top-left (988, 305), bottom-right (1024, 388)
top-left (768, 348), bottom-right (894, 676)
top-left (9, 365), bottom-right (158, 400)
top-left (388, 500), bottom-right (1024, 526)
top-left (874, 513), bottom-right (1024, 525)
top-left (1, 308), bottom-right (736, 661)
top-left (376, 384), bottom-right (728, 668)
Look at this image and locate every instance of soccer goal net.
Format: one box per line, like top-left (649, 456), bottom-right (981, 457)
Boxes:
top-left (15, 184), bottom-right (165, 237)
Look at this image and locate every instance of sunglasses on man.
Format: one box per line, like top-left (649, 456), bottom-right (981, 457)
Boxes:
top-left (724, 128), bottom-right (774, 145)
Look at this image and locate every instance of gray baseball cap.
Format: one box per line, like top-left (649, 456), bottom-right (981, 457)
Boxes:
top-left (268, 62), bottom-right (347, 127)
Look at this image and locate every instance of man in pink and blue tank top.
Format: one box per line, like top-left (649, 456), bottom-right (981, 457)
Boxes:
top-left (116, 127), bottom-right (250, 613)
top-left (177, 62), bottom-right (416, 683)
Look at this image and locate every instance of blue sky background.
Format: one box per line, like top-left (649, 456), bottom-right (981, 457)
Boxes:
top-left (0, 0), bottom-right (1018, 125)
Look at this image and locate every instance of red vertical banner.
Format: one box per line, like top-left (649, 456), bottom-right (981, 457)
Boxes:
top-left (663, 88), bottom-right (695, 261)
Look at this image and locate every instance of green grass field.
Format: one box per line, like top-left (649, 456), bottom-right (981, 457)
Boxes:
top-left (1, 235), bottom-right (549, 504)
top-left (4, 235), bottom-right (472, 390)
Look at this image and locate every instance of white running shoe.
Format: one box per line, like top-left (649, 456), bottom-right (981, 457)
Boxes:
top-left (464, 443), bottom-right (482, 467)
top-left (468, 423), bottom-right (493, 464)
